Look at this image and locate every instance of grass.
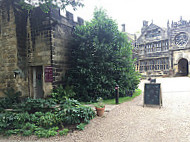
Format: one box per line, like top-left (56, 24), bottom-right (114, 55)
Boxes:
top-left (81, 89), bottom-right (142, 105)
top-left (103, 89), bottom-right (142, 105)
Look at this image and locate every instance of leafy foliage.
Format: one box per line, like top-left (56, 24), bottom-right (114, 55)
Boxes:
top-left (37, 112), bottom-right (58, 128)
top-left (18, 0), bottom-right (84, 13)
top-left (59, 128), bottom-right (69, 136)
top-left (19, 98), bottom-right (57, 113)
top-left (50, 85), bottom-right (76, 103)
top-left (65, 9), bottom-right (140, 102)
top-left (0, 98), bottom-right (95, 137)
top-left (34, 127), bottom-right (58, 138)
top-left (21, 122), bottom-right (37, 136)
top-left (94, 97), bottom-right (104, 108)
top-left (76, 123), bottom-right (86, 131)
top-left (0, 88), bottom-right (22, 109)
top-left (59, 99), bottom-right (95, 125)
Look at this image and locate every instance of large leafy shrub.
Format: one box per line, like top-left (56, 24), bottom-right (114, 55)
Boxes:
top-left (55, 99), bottom-right (95, 125)
top-left (0, 98), bottom-right (95, 137)
top-left (0, 88), bottom-right (22, 110)
top-left (50, 85), bottom-right (76, 103)
top-left (65, 9), bottom-right (140, 101)
top-left (19, 98), bottom-right (57, 113)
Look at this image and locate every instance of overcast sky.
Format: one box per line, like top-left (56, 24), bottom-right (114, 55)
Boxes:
top-left (66, 0), bottom-right (190, 34)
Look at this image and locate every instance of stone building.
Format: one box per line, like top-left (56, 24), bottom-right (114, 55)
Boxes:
top-left (135, 17), bottom-right (190, 77)
top-left (121, 24), bottom-right (138, 61)
top-left (0, 0), bottom-right (83, 98)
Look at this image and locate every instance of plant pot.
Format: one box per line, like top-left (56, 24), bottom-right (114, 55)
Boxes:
top-left (95, 106), bottom-right (105, 117)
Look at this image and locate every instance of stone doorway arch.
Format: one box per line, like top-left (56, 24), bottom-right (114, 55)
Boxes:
top-left (178, 58), bottom-right (189, 76)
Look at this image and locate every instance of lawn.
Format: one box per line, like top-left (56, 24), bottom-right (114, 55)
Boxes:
top-left (81, 89), bottom-right (142, 105)
top-left (103, 89), bottom-right (142, 105)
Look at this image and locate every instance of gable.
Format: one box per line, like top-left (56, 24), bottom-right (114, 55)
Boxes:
top-left (137, 23), bottom-right (167, 43)
top-left (146, 23), bottom-right (160, 31)
top-left (144, 24), bottom-right (163, 38)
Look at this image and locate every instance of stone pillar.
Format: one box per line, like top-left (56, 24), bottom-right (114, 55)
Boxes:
top-left (168, 50), bottom-right (175, 76)
top-left (121, 24), bottom-right (125, 32)
top-left (33, 67), bottom-right (36, 99)
top-left (188, 62), bottom-right (190, 76)
top-left (77, 17), bottom-right (84, 25)
top-left (169, 50), bottom-right (173, 69)
top-left (66, 11), bottom-right (73, 21)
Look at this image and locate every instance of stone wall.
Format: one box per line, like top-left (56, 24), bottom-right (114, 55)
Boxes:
top-left (50, 9), bottom-right (83, 87)
top-left (169, 27), bottom-right (190, 50)
top-left (0, 1), bottom-right (84, 98)
top-left (27, 8), bottom-right (84, 97)
top-left (27, 8), bottom-right (55, 97)
top-left (28, 8), bottom-right (52, 66)
top-left (14, 1), bottom-right (28, 97)
top-left (0, 0), bottom-right (28, 97)
top-left (173, 49), bottom-right (190, 75)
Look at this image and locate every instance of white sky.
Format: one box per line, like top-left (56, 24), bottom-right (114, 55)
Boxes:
top-left (66, 0), bottom-right (190, 34)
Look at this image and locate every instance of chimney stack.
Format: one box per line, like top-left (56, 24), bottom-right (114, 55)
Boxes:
top-left (121, 24), bottom-right (125, 32)
top-left (141, 20), bottom-right (148, 33)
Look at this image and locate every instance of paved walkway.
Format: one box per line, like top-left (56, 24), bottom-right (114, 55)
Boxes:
top-left (2, 77), bottom-right (190, 142)
top-left (62, 77), bottom-right (190, 142)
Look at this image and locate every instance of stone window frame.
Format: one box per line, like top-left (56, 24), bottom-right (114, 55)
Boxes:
top-left (139, 44), bottom-right (144, 55)
top-left (166, 58), bottom-right (169, 69)
top-left (139, 58), bottom-right (169, 72)
top-left (139, 60), bottom-right (143, 72)
top-left (160, 59), bottom-right (163, 70)
top-left (162, 41), bottom-right (165, 51)
top-left (149, 60), bottom-right (154, 70)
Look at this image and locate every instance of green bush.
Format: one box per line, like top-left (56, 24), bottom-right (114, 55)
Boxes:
top-left (0, 98), bottom-right (95, 138)
top-left (0, 88), bottom-right (22, 111)
top-left (50, 85), bottom-right (76, 103)
top-left (21, 122), bottom-right (37, 136)
top-left (0, 112), bottom-right (18, 131)
top-left (59, 129), bottom-right (69, 136)
top-left (59, 99), bottom-right (95, 125)
top-left (76, 123), bottom-right (86, 131)
top-left (34, 127), bottom-right (58, 138)
top-left (3, 88), bottom-right (22, 104)
top-left (37, 112), bottom-right (63, 128)
top-left (65, 9), bottom-right (140, 102)
top-left (60, 98), bottom-right (81, 108)
top-left (19, 98), bottom-right (57, 113)
top-left (4, 129), bottom-right (20, 136)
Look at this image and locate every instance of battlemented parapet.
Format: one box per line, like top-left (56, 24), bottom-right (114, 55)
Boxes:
top-left (0, 0), bottom-right (84, 98)
top-left (48, 9), bottom-right (84, 88)
top-left (50, 8), bottom-right (84, 26)
top-left (27, 7), bottom-right (85, 97)
top-left (171, 17), bottom-right (190, 29)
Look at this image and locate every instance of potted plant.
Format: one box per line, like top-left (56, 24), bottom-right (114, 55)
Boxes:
top-left (94, 97), bottom-right (105, 117)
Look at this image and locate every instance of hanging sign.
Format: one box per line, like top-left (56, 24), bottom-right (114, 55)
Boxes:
top-left (45, 66), bottom-right (53, 82)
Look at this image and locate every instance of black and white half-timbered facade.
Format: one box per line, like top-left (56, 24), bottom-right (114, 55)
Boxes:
top-left (135, 17), bottom-right (190, 77)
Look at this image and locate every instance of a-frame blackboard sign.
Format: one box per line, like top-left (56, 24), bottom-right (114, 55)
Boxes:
top-left (143, 83), bottom-right (162, 108)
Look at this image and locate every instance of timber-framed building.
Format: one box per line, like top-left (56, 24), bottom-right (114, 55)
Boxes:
top-left (135, 17), bottom-right (190, 77)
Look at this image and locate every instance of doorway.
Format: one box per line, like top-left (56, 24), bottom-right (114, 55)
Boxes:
top-left (178, 58), bottom-right (189, 76)
top-left (31, 66), bottom-right (44, 98)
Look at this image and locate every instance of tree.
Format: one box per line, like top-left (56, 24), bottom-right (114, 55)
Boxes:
top-left (65, 9), bottom-right (140, 102)
top-left (18, 0), bottom-right (84, 13)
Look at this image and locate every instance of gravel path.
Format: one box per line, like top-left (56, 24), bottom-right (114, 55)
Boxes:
top-left (1, 77), bottom-right (190, 142)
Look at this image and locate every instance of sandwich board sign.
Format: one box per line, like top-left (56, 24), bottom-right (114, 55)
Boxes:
top-left (143, 83), bottom-right (162, 108)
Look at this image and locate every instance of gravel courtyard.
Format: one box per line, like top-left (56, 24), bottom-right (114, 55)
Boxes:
top-left (1, 77), bottom-right (190, 142)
